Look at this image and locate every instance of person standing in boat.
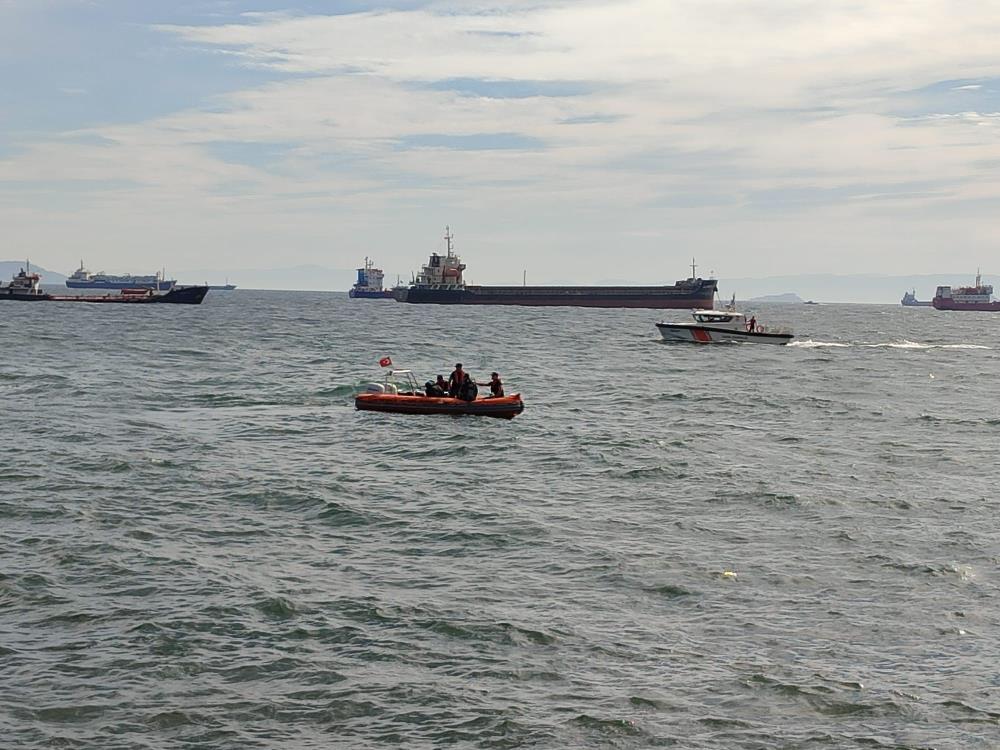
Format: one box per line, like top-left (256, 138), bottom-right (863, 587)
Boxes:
top-left (748, 315), bottom-right (756, 332)
top-left (448, 364), bottom-right (465, 397)
top-left (479, 372), bottom-right (504, 398)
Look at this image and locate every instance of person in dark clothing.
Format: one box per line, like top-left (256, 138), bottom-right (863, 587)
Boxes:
top-left (435, 374), bottom-right (448, 393)
top-left (479, 372), bottom-right (504, 398)
top-left (448, 363), bottom-right (465, 397)
top-left (748, 315), bottom-right (756, 332)
top-left (425, 380), bottom-right (445, 396)
top-left (458, 372), bottom-right (478, 402)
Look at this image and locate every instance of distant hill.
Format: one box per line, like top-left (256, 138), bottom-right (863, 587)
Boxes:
top-left (0, 261), bottom-right (68, 284)
top-left (747, 292), bottom-right (804, 304)
top-left (721, 273), bottom-right (995, 304)
top-left (173, 264), bottom-right (364, 291)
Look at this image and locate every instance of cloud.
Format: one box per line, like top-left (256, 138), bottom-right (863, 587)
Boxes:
top-left (4, 1), bottom-right (1000, 278)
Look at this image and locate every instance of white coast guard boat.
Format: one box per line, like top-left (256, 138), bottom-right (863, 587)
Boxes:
top-left (656, 308), bottom-right (793, 345)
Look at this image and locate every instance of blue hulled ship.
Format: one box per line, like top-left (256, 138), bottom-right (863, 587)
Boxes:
top-left (349, 258), bottom-right (394, 299)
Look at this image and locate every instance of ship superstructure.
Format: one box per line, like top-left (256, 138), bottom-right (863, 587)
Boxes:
top-left (393, 227), bottom-right (718, 309)
top-left (349, 258), bottom-right (394, 299)
top-left (933, 270), bottom-right (1000, 311)
top-left (66, 261), bottom-right (175, 291)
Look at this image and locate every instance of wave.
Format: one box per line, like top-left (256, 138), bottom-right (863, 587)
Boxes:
top-left (788, 340), bottom-right (851, 348)
top-left (861, 341), bottom-right (991, 350)
top-left (789, 339), bottom-right (991, 350)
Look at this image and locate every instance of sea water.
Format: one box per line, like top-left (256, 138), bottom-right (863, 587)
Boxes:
top-left (2, 293), bottom-right (998, 748)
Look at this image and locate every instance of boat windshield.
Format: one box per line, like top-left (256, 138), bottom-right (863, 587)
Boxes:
top-left (695, 313), bottom-right (734, 323)
top-left (383, 369), bottom-right (420, 393)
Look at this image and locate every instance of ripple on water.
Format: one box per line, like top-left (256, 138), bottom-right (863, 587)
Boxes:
top-left (3, 295), bottom-right (1000, 749)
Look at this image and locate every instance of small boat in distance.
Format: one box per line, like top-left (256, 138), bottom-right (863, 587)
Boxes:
top-left (656, 308), bottom-right (793, 344)
top-left (349, 258), bottom-right (394, 299)
top-left (2, 265), bottom-right (208, 304)
top-left (208, 280), bottom-right (237, 290)
top-left (932, 271), bottom-right (1000, 311)
top-left (355, 369), bottom-right (525, 419)
top-left (66, 261), bottom-right (175, 291)
top-left (901, 290), bottom-right (931, 307)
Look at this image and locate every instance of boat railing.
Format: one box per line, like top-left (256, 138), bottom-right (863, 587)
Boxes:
top-left (754, 324), bottom-right (792, 335)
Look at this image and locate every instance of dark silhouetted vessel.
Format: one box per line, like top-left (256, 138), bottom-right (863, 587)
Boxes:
top-left (393, 228), bottom-right (718, 309)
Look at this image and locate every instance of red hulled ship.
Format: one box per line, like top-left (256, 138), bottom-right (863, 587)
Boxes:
top-left (932, 271), bottom-right (1000, 311)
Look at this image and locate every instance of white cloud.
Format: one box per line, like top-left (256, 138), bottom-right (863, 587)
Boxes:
top-left (4, 0), bottom-right (1000, 280)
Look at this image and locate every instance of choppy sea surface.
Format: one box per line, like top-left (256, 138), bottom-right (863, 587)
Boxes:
top-left (2, 292), bottom-right (999, 749)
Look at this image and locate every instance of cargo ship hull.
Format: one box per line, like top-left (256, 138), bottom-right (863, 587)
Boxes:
top-left (396, 281), bottom-right (718, 309)
top-left (349, 289), bottom-right (394, 299)
top-left (932, 298), bottom-right (1000, 311)
top-left (2, 285), bottom-right (209, 304)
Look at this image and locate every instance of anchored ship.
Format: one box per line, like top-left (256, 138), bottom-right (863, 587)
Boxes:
top-left (66, 261), bottom-right (175, 291)
top-left (901, 290), bottom-right (932, 307)
top-left (394, 228), bottom-right (718, 308)
top-left (932, 271), bottom-right (1000, 311)
top-left (349, 258), bottom-right (394, 299)
top-left (3, 265), bottom-right (207, 304)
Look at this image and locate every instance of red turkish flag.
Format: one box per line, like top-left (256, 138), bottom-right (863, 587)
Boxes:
top-left (379, 356), bottom-right (392, 367)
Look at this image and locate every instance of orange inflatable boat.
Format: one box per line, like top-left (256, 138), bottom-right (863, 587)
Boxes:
top-left (355, 368), bottom-right (525, 419)
top-left (355, 392), bottom-right (525, 419)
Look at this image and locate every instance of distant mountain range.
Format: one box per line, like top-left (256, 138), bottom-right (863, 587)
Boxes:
top-left (747, 292), bottom-right (804, 304)
top-left (172, 264), bottom-right (363, 291)
top-left (720, 273), bottom-right (992, 304)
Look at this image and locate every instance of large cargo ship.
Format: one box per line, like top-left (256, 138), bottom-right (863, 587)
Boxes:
top-left (66, 261), bottom-right (175, 291)
top-left (349, 258), bottom-right (394, 299)
top-left (932, 271), bottom-right (1000, 311)
top-left (394, 228), bottom-right (718, 308)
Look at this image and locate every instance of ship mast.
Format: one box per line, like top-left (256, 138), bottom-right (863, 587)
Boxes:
top-left (444, 226), bottom-right (453, 257)
top-left (690, 257), bottom-right (697, 279)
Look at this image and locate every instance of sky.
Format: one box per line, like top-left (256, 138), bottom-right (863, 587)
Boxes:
top-left (2, 0), bottom-right (1000, 287)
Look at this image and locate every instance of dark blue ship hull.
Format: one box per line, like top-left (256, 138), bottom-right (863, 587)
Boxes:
top-left (394, 280), bottom-right (718, 308)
